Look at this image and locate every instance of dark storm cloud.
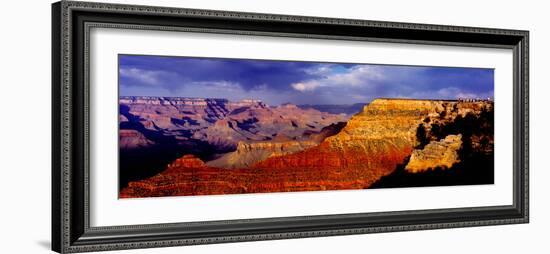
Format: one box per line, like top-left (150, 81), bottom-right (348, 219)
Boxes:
top-left (119, 55), bottom-right (326, 91)
top-left (119, 54), bottom-right (494, 105)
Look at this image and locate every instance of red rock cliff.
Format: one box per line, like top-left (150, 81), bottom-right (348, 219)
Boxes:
top-left (251, 99), bottom-right (443, 187)
top-left (120, 99), bottom-right (493, 198)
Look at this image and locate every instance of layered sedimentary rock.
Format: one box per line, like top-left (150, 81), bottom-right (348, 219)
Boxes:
top-left (206, 122), bottom-right (346, 169)
top-left (118, 96), bottom-right (352, 190)
top-left (405, 134), bottom-right (462, 173)
top-left (119, 96), bottom-right (348, 151)
top-left (256, 98), bottom-right (457, 170)
top-left (206, 140), bottom-right (319, 169)
top-left (120, 154), bottom-right (252, 197)
top-left (167, 154), bottom-right (206, 169)
top-left (251, 99), bottom-right (444, 187)
top-left (119, 129), bottom-right (155, 149)
top-left (120, 98), bottom-right (494, 198)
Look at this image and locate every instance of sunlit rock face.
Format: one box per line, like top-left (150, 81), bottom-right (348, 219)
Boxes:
top-left (206, 122), bottom-right (347, 169)
top-left (205, 140), bottom-right (319, 169)
top-left (405, 134), bottom-right (463, 173)
top-left (251, 99), bottom-right (442, 188)
top-left (166, 154), bottom-right (206, 170)
top-left (120, 98), bottom-right (494, 198)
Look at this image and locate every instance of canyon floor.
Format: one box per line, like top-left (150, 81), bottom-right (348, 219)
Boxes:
top-left (118, 97), bottom-right (494, 198)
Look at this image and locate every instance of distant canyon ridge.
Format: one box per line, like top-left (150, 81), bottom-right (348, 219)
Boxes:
top-left (119, 96), bottom-right (494, 198)
top-left (119, 96), bottom-right (359, 152)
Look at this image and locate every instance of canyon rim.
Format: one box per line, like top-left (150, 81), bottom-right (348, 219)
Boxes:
top-left (118, 55), bottom-right (495, 198)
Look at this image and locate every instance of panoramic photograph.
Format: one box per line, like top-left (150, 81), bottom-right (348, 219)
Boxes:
top-left (118, 54), bottom-right (495, 198)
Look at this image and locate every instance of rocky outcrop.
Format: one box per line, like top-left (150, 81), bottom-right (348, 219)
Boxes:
top-left (120, 98), bottom-right (494, 198)
top-left (303, 122), bottom-right (347, 143)
top-left (250, 99), bottom-right (442, 187)
top-left (118, 96), bottom-right (350, 191)
top-left (119, 129), bottom-right (155, 149)
top-left (206, 122), bottom-right (347, 169)
top-left (206, 140), bottom-right (319, 169)
top-left (119, 96), bottom-right (348, 151)
top-left (405, 134), bottom-right (462, 173)
top-left (166, 154), bottom-right (206, 170)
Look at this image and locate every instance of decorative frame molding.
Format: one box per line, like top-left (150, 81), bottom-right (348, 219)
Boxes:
top-left (52, 1), bottom-right (529, 253)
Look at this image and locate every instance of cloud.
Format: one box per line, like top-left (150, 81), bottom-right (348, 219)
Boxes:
top-left (291, 65), bottom-right (384, 92)
top-left (119, 67), bottom-right (174, 86)
top-left (119, 55), bottom-right (317, 92)
top-left (190, 80), bottom-right (241, 91)
top-left (119, 55), bottom-right (494, 105)
top-left (303, 64), bottom-right (335, 75)
top-left (351, 94), bottom-right (368, 100)
top-left (291, 82), bottom-right (318, 92)
top-left (399, 87), bottom-right (495, 100)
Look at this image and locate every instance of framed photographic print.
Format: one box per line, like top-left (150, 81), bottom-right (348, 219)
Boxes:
top-left (52, 1), bottom-right (529, 253)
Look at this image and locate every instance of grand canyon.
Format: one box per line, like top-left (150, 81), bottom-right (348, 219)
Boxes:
top-left (119, 96), bottom-right (494, 198)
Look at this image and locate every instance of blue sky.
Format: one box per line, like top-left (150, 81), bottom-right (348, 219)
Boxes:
top-left (119, 55), bottom-right (494, 105)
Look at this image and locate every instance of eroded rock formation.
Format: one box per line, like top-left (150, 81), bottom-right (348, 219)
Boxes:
top-left (119, 96), bottom-right (349, 151)
top-left (206, 122), bottom-right (347, 169)
top-left (118, 96), bottom-right (351, 189)
top-left (405, 134), bottom-right (462, 173)
top-left (206, 140), bottom-right (319, 169)
top-left (119, 129), bottom-right (155, 149)
top-left (120, 98), bottom-right (494, 198)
